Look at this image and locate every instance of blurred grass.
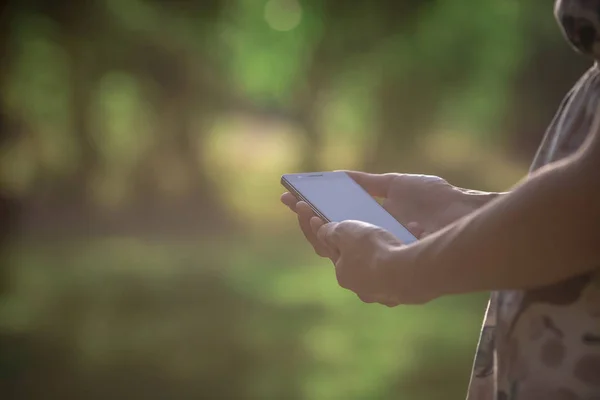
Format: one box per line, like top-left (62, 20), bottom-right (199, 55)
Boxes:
top-left (1, 235), bottom-right (487, 399)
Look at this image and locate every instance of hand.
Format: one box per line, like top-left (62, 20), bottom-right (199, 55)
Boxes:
top-left (342, 171), bottom-right (478, 235)
top-left (313, 219), bottom-right (432, 306)
top-left (281, 171), bottom-right (488, 257)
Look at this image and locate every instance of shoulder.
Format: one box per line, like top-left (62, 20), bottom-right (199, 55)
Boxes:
top-left (530, 65), bottom-right (600, 170)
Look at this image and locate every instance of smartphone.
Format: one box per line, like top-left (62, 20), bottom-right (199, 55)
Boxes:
top-left (281, 171), bottom-right (418, 244)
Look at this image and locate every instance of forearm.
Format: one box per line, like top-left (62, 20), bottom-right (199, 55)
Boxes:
top-left (403, 157), bottom-right (600, 299)
top-left (435, 188), bottom-right (507, 229)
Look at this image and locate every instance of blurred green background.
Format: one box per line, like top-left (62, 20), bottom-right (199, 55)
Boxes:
top-left (0, 0), bottom-right (591, 399)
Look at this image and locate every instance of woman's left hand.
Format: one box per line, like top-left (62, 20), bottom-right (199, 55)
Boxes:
top-left (310, 217), bottom-right (434, 306)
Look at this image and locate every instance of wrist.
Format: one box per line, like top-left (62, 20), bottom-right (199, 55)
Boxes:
top-left (388, 242), bottom-right (446, 304)
top-left (459, 188), bottom-right (504, 210)
top-left (435, 189), bottom-right (502, 229)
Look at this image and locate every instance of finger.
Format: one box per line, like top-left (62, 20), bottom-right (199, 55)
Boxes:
top-left (380, 300), bottom-right (398, 308)
top-left (357, 293), bottom-right (377, 304)
top-left (297, 212), bottom-right (327, 257)
top-left (310, 217), bottom-right (340, 263)
top-left (380, 293), bottom-right (401, 308)
top-left (357, 293), bottom-right (398, 308)
top-left (280, 192), bottom-right (299, 211)
top-left (406, 222), bottom-right (425, 239)
top-left (310, 216), bottom-right (338, 259)
top-left (316, 222), bottom-right (340, 251)
top-left (296, 202), bottom-right (330, 257)
top-left (309, 216), bottom-right (325, 236)
top-left (296, 201), bottom-right (315, 221)
top-left (337, 170), bottom-right (396, 198)
top-left (334, 257), bottom-right (352, 290)
top-left (296, 202), bottom-right (316, 236)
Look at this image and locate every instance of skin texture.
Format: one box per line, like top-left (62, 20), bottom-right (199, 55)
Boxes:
top-left (281, 109), bottom-right (600, 305)
top-left (280, 171), bottom-right (500, 257)
top-left (406, 123), bottom-right (600, 298)
top-left (280, 171), bottom-right (502, 303)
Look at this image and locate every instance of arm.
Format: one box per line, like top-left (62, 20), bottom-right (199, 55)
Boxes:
top-left (346, 171), bottom-right (510, 234)
top-left (281, 172), bottom-right (510, 263)
top-left (417, 186), bottom-right (508, 235)
top-left (404, 121), bottom-right (600, 299)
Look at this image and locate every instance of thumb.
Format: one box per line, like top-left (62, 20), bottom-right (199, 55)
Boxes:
top-left (406, 222), bottom-right (426, 239)
top-left (316, 222), bottom-right (340, 251)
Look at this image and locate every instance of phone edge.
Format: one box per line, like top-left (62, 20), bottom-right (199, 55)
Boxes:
top-left (280, 175), bottom-right (332, 223)
top-left (281, 173), bottom-right (418, 242)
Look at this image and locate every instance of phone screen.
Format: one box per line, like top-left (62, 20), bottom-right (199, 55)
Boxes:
top-left (282, 172), bottom-right (417, 244)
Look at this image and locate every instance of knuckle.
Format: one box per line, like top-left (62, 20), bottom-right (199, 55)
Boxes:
top-left (336, 220), bottom-right (352, 232)
top-left (358, 294), bottom-right (376, 304)
top-left (315, 247), bottom-right (328, 258)
top-left (372, 248), bottom-right (391, 268)
top-left (335, 269), bottom-right (353, 290)
top-left (379, 294), bottom-right (400, 307)
top-left (337, 280), bottom-right (351, 290)
top-left (337, 276), bottom-right (352, 290)
top-left (389, 173), bottom-right (408, 188)
top-left (355, 225), bottom-right (377, 242)
top-left (383, 172), bottom-right (401, 181)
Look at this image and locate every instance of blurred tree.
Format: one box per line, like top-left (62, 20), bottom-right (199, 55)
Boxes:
top-left (1, 0), bottom-right (585, 235)
top-left (1, 0), bottom-right (239, 236)
top-left (0, 0), bottom-right (20, 298)
top-left (505, 1), bottom-right (590, 161)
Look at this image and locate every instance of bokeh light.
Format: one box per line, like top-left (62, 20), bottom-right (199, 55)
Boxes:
top-left (264, 0), bottom-right (303, 32)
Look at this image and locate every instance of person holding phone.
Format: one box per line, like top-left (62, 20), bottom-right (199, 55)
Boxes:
top-left (281, 0), bottom-right (600, 398)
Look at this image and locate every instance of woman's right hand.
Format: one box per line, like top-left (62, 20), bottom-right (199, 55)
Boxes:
top-left (281, 171), bottom-right (500, 256)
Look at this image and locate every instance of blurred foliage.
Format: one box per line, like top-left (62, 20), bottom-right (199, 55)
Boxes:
top-left (0, 0), bottom-right (592, 399)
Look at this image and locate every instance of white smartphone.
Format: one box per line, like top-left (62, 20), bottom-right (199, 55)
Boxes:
top-left (281, 171), bottom-right (418, 244)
